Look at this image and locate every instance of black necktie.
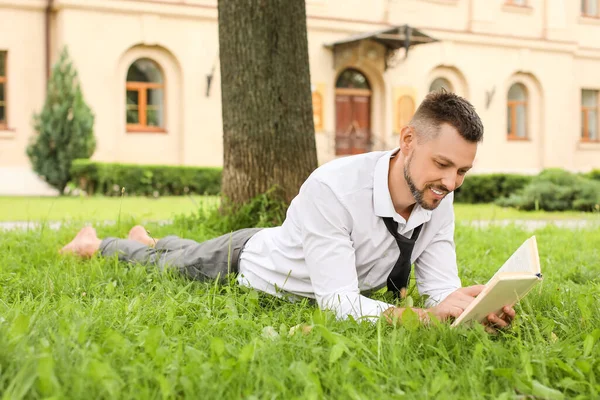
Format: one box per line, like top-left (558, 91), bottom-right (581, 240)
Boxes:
top-left (382, 217), bottom-right (423, 297)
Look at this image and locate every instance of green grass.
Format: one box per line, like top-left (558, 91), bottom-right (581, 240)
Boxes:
top-left (0, 196), bottom-right (218, 222)
top-left (1, 196), bottom-right (600, 224)
top-left (0, 221), bottom-right (598, 399)
top-left (453, 203), bottom-right (600, 221)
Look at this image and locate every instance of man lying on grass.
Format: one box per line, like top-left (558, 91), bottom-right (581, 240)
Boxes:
top-left (61, 91), bottom-right (515, 331)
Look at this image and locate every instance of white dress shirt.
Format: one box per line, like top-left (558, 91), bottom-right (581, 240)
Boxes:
top-left (238, 148), bottom-right (461, 321)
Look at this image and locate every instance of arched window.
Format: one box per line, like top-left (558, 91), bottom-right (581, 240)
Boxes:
top-left (429, 77), bottom-right (453, 93)
top-left (507, 83), bottom-right (527, 139)
top-left (582, 89), bottom-right (599, 142)
top-left (582, 0), bottom-right (599, 17)
top-left (397, 95), bottom-right (415, 131)
top-left (0, 51), bottom-right (7, 129)
top-left (126, 58), bottom-right (165, 131)
top-left (336, 68), bottom-right (370, 89)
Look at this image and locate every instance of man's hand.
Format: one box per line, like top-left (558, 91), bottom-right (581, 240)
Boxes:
top-left (383, 285), bottom-right (517, 332)
top-left (430, 287), bottom-right (517, 332)
top-left (383, 285), bottom-right (484, 325)
top-left (427, 285), bottom-right (486, 321)
top-left (483, 305), bottom-right (516, 333)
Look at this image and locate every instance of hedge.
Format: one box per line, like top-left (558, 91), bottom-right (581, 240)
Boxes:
top-left (454, 173), bottom-right (533, 204)
top-left (70, 160), bottom-right (599, 211)
top-left (70, 159), bottom-right (221, 196)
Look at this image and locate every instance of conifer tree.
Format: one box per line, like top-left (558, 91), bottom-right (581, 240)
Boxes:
top-left (27, 47), bottom-right (96, 195)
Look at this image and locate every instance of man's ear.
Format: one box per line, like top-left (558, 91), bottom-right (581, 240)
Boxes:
top-left (400, 126), bottom-right (415, 156)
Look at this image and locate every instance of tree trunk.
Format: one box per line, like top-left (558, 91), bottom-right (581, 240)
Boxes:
top-left (218, 0), bottom-right (318, 205)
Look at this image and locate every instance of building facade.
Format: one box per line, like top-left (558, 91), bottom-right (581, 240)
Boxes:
top-left (1, 0), bottom-right (599, 195)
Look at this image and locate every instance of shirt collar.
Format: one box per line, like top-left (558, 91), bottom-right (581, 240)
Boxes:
top-left (373, 147), bottom-right (432, 230)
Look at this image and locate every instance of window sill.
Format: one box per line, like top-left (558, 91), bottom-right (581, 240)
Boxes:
top-left (0, 127), bottom-right (16, 139)
top-left (578, 140), bottom-right (600, 150)
top-left (306, 0), bottom-right (327, 7)
top-left (579, 15), bottom-right (600, 25)
top-left (126, 126), bottom-right (167, 134)
top-left (420, 0), bottom-right (459, 5)
top-left (507, 135), bottom-right (530, 141)
top-left (502, 4), bottom-right (534, 15)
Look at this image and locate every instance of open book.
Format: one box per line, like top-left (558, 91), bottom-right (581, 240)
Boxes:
top-left (451, 236), bottom-right (543, 327)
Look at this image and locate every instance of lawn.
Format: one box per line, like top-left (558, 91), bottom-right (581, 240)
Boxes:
top-left (453, 203), bottom-right (600, 222)
top-left (0, 220), bottom-right (598, 399)
top-left (1, 195), bottom-right (599, 223)
top-left (0, 196), bottom-right (218, 222)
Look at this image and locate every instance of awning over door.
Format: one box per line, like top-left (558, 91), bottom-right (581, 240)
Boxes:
top-left (324, 25), bottom-right (438, 69)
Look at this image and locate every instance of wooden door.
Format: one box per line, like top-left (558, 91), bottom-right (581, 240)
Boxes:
top-left (335, 89), bottom-right (371, 155)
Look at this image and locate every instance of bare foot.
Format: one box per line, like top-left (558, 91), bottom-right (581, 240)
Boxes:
top-left (128, 225), bottom-right (157, 247)
top-left (60, 226), bottom-right (102, 257)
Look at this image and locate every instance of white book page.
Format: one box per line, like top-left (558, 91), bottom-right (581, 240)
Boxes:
top-left (451, 236), bottom-right (543, 328)
top-left (488, 236), bottom-right (539, 282)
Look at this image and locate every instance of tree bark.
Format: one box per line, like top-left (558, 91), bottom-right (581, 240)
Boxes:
top-left (218, 0), bottom-right (318, 205)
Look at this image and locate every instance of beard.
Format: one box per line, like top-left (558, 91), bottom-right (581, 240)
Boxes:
top-left (404, 154), bottom-right (448, 211)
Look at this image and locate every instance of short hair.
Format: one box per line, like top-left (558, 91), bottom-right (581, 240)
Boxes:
top-left (409, 89), bottom-right (484, 143)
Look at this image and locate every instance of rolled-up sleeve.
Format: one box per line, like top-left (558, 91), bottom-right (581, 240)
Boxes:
top-left (297, 179), bottom-right (394, 321)
top-left (413, 201), bottom-right (461, 308)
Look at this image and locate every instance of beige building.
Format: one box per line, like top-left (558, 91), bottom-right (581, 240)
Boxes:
top-left (1, 0), bottom-right (600, 195)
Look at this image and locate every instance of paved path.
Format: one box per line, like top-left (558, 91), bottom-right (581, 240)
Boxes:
top-left (1, 219), bottom-right (599, 232)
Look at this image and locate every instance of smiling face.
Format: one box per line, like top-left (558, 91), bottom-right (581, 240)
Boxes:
top-left (392, 123), bottom-right (478, 211)
top-left (388, 90), bottom-right (483, 214)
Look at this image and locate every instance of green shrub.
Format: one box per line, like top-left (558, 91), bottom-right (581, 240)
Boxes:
top-left (573, 180), bottom-right (600, 211)
top-left (585, 169), bottom-right (600, 181)
top-left (536, 168), bottom-right (579, 186)
top-left (454, 173), bottom-right (532, 204)
top-left (70, 160), bottom-right (222, 197)
top-left (495, 169), bottom-right (600, 212)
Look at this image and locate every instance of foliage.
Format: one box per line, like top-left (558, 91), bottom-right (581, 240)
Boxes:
top-left (454, 173), bottom-right (532, 204)
top-left (585, 169), bottom-right (600, 182)
top-left (496, 168), bottom-right (600, 212)
top-left (70, 160), bottom-right (222, 197)
top-left (26, 47), bottom-right (96, 195)
top-left (175, 186), bottom-right (288, 236)
top-left (0, 223), bottom-right (598, 398)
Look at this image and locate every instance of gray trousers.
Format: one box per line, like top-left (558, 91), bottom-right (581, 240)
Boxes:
top-left (99, 228), bottom-right (262, 282)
